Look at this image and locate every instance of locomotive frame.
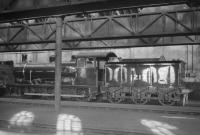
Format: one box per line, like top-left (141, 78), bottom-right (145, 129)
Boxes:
top-left (2, 52), bottom-right (118, 101)
top-left (0, 52), bottom-right (190, 106)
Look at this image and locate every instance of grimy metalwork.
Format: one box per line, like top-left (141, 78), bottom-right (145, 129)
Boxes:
top-left (0, 52), bottom-right (188, 106)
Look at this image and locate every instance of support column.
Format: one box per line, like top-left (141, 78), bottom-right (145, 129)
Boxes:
top-left (55, 17), bottom-right (62, 112)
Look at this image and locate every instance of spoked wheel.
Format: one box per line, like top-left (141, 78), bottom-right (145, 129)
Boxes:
top-left (120, 97), bottom-right (134, 104)
top-left (132, 88), bottom-right (149, 105)
top-left (158, 91), bottom-right (176, 106)
top-left (106, 91), bottom-right (123, 103)
top-left (106, 87), bottom-right (123, 103)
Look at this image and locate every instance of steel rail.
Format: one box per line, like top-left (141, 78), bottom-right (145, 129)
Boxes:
top-left (0, 98), bottom-right (200, 115)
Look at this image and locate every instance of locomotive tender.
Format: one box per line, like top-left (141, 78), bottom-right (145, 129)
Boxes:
top-left (0, 52), bottom-right (188, 105)
top-left (105, 59), bottom-right (186, 105)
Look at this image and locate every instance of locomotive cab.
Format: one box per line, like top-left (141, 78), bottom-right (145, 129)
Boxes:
top-left (72, 52), bottom-right (117, 99)
top-left (73, 52), bottom-right (117, 85)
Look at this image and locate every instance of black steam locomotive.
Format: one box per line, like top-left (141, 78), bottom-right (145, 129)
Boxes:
top-left (0, 52), bottom-right (187, 105)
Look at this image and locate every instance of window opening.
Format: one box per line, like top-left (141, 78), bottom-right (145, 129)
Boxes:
top-left (22, 54), bottom-right (27, 63)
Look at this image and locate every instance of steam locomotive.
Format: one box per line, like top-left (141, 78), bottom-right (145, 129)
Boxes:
top-left (0, 52), bottom-right (187, 105)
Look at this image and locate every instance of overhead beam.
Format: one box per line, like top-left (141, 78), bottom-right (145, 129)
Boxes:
top-left (0, 42), bottom-right (200, 53)
top-left (0, 6), bottom-right (199, 52)
top-left (0, 0), bottom-right (191, 23)
top-left (0, 31), bottom-right (199, 46)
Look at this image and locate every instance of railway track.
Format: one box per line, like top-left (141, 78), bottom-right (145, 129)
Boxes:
top-left (0, 98), bottom-right (200, 116)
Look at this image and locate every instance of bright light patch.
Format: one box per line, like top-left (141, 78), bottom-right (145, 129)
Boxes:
top-left (142, 67), bottom-right (157, 83)
top-left (80, 68), bottom-right (86, 78)
top-left (158, 67), bottom-right (169, 84)
top-left (56, 114), bottom-right (82, 132)
top-left (56, 130), bottom-right (84, 135)
top-left (158, 66), bottom-right (175, 84)
top-left (141, 119), bottom-right (177, 135)
top-left (161, 116), bottom-right (196, 120)
top-left (114, 67), bottom-right (120, 82)
top-left (169, 66), bottom-right (175, 84)
top-left (106, 67), bottom-right (113, 81)
top-left (0, 130), bottom-right (39, 135)
top-left (142, 68), bottom-right (150, 83)
top-left (151, 67), bottom-right (157, 83)
top-left (9, 111), bottom-right (34, 127)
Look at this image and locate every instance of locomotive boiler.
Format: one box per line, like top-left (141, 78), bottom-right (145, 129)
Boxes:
top-left (6, 52), bottom-right (118, 101)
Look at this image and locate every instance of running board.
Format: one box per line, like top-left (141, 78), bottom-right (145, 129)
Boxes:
top-left (24, 93), bottom-right (85, 98)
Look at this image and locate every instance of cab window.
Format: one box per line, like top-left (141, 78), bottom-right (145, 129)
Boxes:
top-left (77, 58), bottom-right (85, 67)
top-left (99, 61), bottom-right (105, 69)
top-left (86, 58), bottom-right (95, 68)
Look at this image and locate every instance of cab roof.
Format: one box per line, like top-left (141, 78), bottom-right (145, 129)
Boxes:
top-left (72, 52), bottom-right (117, 60)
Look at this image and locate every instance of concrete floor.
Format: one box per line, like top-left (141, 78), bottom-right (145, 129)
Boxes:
top-left (0, 102), bottom-right (200, 135)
